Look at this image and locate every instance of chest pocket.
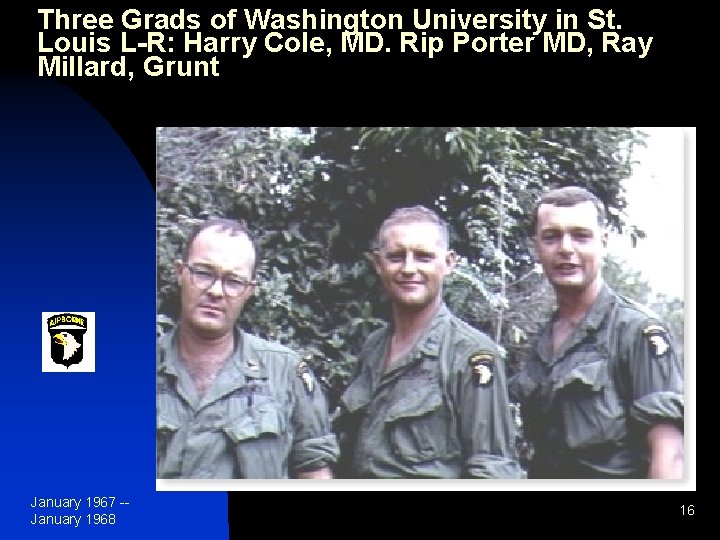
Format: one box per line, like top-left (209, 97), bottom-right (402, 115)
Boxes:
top-left (156, 415), bottom-right (180, 475)
top-left (336, 371), bottom-right (373, 435)
top-left (156, 390), bottom-right (188, 475)
top-left (554, 359), bottom-right (626, 450)
top-left (223, 400), bottom-right (286, 478)
top-left (341, 378), bottom-right (372, 414)
top-left (385, 384), bottom-right (449, 463)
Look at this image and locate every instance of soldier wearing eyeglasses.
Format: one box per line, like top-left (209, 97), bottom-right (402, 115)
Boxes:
top-left (157, 218), bottom-right (339, 478)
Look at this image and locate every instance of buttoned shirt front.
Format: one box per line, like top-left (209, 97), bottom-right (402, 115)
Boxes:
top-left (510, 285), bottom-right (684, 478)
top-left (338, 304), bottom-right (521, 479)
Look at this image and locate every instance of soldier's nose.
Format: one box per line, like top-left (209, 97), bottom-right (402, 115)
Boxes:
top-left (558, 233), bottom-right (574, 252)
top-left (401, 254), bottom-right (417, 273)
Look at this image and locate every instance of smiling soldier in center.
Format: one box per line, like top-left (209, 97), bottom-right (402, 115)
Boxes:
top-left (334, 206), bottom-right (522, 478)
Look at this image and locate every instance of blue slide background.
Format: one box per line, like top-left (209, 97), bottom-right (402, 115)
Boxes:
top-left (0, 75), bottom-right (227, 538)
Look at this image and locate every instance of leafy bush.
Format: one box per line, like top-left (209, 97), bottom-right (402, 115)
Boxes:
top-left (157, 126), bottom-right (645, 408)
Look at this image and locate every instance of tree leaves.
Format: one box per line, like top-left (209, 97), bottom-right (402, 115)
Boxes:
top-left (157, 126), bottom-right (646, 406)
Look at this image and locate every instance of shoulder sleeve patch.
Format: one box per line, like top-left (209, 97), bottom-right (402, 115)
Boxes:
top-left (297, 360), bottom-right (315, 395)
top-left (642, 324), bottom-right (673, 359)
top-left (468, 352), bottom-right (495, 387)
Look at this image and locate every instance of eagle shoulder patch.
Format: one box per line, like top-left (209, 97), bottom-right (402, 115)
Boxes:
top-left (642, 324), bottom-right (673, 359)
top-left (246, 358), bottom-right (260, 372)
top-left (297, 360), bottom-right (315, 395)
top-left (468, 352), bottom-right (494, 387)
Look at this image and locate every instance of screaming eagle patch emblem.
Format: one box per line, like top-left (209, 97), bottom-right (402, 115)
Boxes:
top-left (468, 352), bottom-right (494, 387)
top-left (297, 360), bottom-right (315, 395)
top-left (643, 324), bottom-right (672, 359)
top-left (42, 312), bottom-right (96, 372)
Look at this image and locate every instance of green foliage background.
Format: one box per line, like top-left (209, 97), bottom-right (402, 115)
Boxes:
top-left (157, 126), bottom-right (681, 410)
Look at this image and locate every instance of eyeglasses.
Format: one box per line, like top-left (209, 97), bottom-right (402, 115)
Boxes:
top-left (182, 263), bottom-right (256, 297)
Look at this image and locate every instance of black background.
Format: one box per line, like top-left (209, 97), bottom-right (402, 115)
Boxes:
top-left (5, 0), bottom-right (698, 532)
top-left (6, 1), bottom-right (700, 184)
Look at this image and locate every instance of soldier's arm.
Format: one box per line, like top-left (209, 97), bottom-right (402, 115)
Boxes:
top-left (296, 466), bottom-right (333, 479)
top-left (288, 358), bottom-right (339, 478)
top-left (454, 339), bottom-right (522, 479)
top-left (647, 423), bottom-right (683, 479)
top-left (624, 318), bottom-right (684, 478)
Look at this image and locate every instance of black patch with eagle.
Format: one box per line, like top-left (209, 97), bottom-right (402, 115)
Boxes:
top-left (468, 352), bottom-right (494, 387)
top-left (297, 360), bottom-right (315, 395)
top-left (643, 324), bottom-right (673, 360)
top-left (47, 313), bottom-right (87, 368)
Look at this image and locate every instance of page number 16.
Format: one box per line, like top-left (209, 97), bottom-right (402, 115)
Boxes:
top-left (681, 505), bottom-right (695, 516)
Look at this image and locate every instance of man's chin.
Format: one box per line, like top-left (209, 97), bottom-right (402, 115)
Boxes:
top-left (552, 277), bottom-right (587, 290)
top-left (191, 318), bottom-right (228, 337)
top-left (392, 295), bottom-right (433, 310)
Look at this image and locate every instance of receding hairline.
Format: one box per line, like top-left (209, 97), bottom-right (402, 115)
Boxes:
top-left (375, 206), bottom-right (450, 250)
top-left (190, 225), bottom-right (254, 249)
top-left (182, 218), bottom-right (258, 277)
top-left (377, 219), bottom-right (449, 250)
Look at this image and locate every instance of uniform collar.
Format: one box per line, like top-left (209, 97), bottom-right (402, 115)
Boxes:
top-left (580, 283), bottom-right (613, 332)
top-left (348, 303), bottom-right (451, 404)
top-left (157, 325), bottom-right (261, 408)
top-left (537, 283), bottom-right (613, 364)
top-left (157, 327), bottom-right (181, 377)
top-left (237, 330), bottom-right (269, 379)
top-left (384, 302), bottom-right (450, 373)
top-left (156, 327), bottom-right (196, 406)
top-left (416, 303), bottom-right (451, 358)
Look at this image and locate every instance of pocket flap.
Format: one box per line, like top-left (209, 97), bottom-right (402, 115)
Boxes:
top-left (554, 360), bottom-right (608, 392)
top-left (340, 380), bottom-right (372, 414)
top-left (223, 404), bottom-right (280, 443)
top-left (157, 416), bottom-right (180, 432)
top-left (385, 385), bottom-right (443, 423)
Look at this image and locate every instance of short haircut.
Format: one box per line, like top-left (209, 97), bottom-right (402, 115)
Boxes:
top-left (532, 186), bottom-right (606, 233)
top-left (182, 218), bottom-right (258, 277)
top-left (375, 205), bottom-right (450, 250)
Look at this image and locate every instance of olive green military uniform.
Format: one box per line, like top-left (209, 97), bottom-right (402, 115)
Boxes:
top-left (157, 327), bottom-right (339, 478)
top-left (336, 304), bottom-right (522, 478)
top-left (509, 284), bottom-right (684, 478)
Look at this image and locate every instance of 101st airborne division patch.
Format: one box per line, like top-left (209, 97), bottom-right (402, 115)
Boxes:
top-left (643, 324), bottom-right (672, 359)
top-left (297, 360), bottom-right (315, 395)
top-left (468, 352), bottom-right (494, 387)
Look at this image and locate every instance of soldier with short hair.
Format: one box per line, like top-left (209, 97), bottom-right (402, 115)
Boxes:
top-left (157, 218), bottom-right (338, 478)
top-left (335, 206), bottom-right (521, 478)
top-left (510, 186), bottom-right (684, 478)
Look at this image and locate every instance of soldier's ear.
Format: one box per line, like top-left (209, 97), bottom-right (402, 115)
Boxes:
top-left (601, 230), bottom-right (609, 249)
top-left (445, 250), bottom-right (457, 273)
top-left (531, 235), bottom-right (539, 256)
top-left (175, 260), bottom-right (185, 286)
top-left (371, 249), bottom-right (382, 274)
top-left (244, 283), bottom-right (256, 300)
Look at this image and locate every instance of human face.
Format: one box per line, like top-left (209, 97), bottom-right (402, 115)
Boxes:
top-left (534, 201), bottom-right (607, 293)
top-left (177, 226), bottom-right (256, 339)
top-left (373, 221), bottom-right (456, 312)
